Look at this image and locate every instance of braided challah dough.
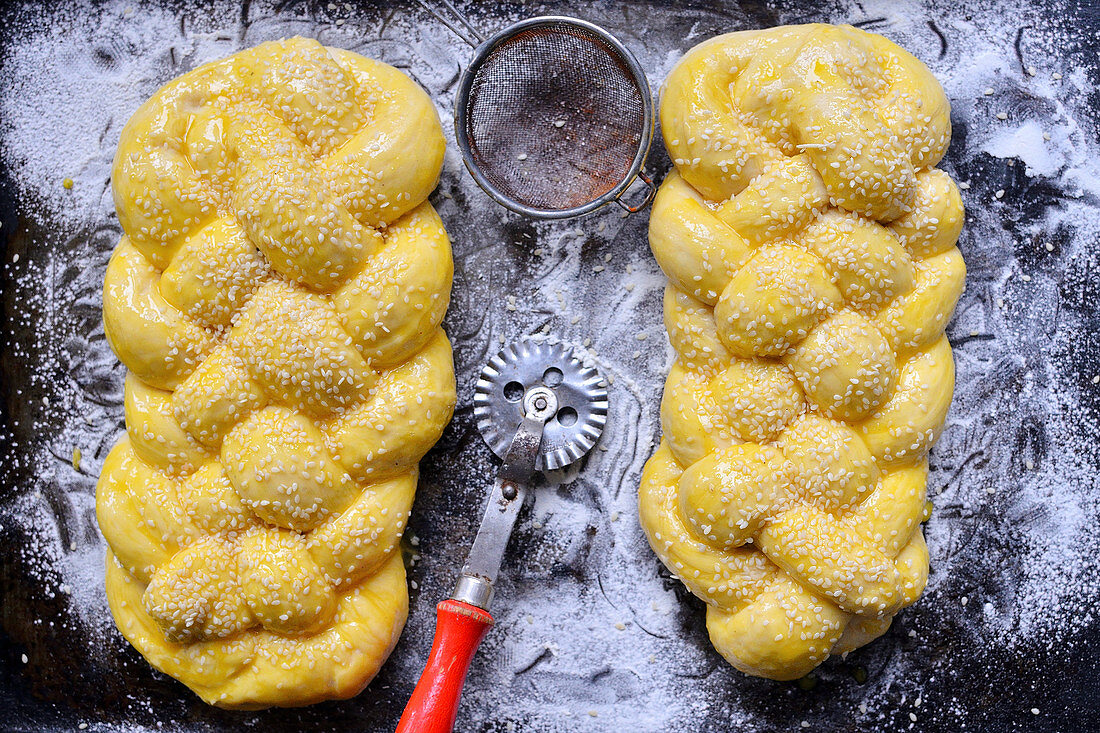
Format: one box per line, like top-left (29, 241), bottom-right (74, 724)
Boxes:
top-left (96, 38), bottom-right (455, 707)
top-left (640, 24), bottom-right (965, 680)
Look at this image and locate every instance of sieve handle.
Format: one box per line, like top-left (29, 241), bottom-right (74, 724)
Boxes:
top-left (395, 599), bottom-right (494, 733)
top-left (416, 0), bottom-right (484, 47)
top-left (615, 171), bottom-right (656, 213)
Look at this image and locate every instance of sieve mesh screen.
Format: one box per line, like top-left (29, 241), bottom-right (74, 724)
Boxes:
top-left (462, 21), bottom-right (646, 211)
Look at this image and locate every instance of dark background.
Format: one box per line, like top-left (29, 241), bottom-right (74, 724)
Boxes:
top-left (2, 0), bottom-right (1099, 731)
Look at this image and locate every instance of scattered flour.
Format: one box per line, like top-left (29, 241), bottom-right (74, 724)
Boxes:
top-left (1, 0), bottom-right (1098, 731)
top-left (983, 120), bottom-right (1061, 177)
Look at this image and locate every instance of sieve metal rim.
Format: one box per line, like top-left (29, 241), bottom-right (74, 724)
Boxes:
top-left (454, 15), bottom-right (654, 219)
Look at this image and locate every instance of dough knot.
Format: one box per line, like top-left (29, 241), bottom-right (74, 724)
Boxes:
top-left (97, 38), bottom-right (455, 707)
top-left (642, 24), bottom-right (965, 681)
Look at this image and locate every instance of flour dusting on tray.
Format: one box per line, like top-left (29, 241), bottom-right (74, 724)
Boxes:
top-left (1, 0), bottom-right (1099, 730)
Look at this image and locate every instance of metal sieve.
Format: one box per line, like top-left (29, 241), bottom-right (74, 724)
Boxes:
top-left (453, 16), bottom-right (655, 218)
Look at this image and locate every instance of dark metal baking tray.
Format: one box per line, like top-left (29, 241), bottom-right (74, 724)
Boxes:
top-left (2, 1), bottom-right (1098, 731)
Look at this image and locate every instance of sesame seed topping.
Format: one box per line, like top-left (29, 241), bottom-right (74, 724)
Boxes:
top-left (641, 24), bottom-right (964, 682)
top-left (97, 36), bottom-right (456, 704)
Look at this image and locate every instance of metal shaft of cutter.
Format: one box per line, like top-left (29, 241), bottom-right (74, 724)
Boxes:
top-left (452, 386), bottom-right (558, 610)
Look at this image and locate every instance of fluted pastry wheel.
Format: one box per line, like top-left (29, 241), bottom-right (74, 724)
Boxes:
top-left (96, 38), bottom-right (455, 708)
top-left (640, 24), bottom-right (966, 680)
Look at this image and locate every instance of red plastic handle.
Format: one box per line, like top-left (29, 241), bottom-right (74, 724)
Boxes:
top-left (396, 599), bottom-right (494, 733)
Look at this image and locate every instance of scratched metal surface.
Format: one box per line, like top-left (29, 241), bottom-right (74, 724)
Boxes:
top-left (2, 0), bottom-right (1099, 731)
